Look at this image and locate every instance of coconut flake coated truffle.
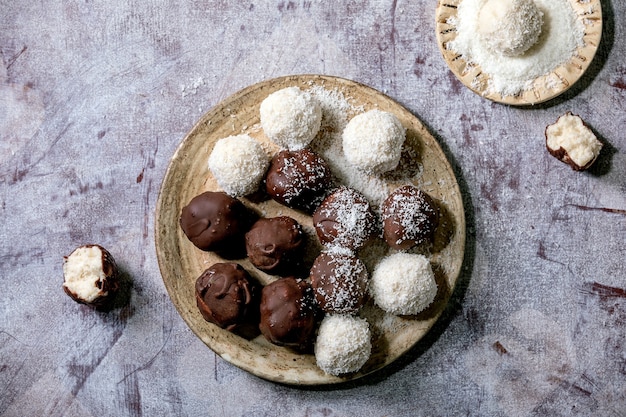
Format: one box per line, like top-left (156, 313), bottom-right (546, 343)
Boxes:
top-left (260, 87), bottom-right (322, 150)
top-left (62, 244), bottom-right (120, 307)
top-left (195, 263), bottom-right (260, 334)
top-left (370, 253), bottom-right (437, 315)
top-left (342, 109), bottom-right (406, 175)
top-left (312, 187), bottom-right (376, 251)
top-left (477, 0), bottom-right (543, 57)
top-left (179, 191), bottom-right (254, 256)
top-left (265, 148), bottom-right (332, 213)
top-left (259, 277), bottom-right (318, 350)
top-left (545, 112), bottom-right (603, 171)
top-left (208, 134), bottom-right (270, 197)
top-left (381, 185), bottom-right (439, 250)
top-left (315, 314), bottom-right (371, 376)
top-left (245, 216), bottom-right (305, 275)
top-left (310, 251), bottom-right (369, 314)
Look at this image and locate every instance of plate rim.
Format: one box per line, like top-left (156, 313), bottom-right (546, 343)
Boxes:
top-left (154, 74), bottom-right (466, 385)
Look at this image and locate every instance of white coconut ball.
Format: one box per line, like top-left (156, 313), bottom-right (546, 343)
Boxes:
top-left (370, 253), bottom-right (437, 316)
top-left (342, 109), bottom-right (406, 175)
top-left (315, 314), bottom-right (371, 376)
top-left (260, 87), bottom-right (322, 150)
top-left (208, 134), bottom-right (269, 197)
top-left (477, 0), bottom-right (543, 57)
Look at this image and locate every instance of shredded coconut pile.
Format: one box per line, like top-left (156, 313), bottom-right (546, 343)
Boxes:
top-left (370, 253), bottom-right (437, 315)
top-left (260, 87), bottom-right (322, 150)
top-left (448, 0), bottom-right (584, 96)
top-left (315, 314), bottom-right (372, 375)
top-left (342, 109), bottom-right (406, 175)
top-left (208, 134), bottom-right (270, 197)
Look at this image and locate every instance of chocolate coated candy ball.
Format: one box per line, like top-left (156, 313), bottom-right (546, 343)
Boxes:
top-left (312, 187), bottom-right (376, 251)
top-left (265, 149), bottom-right (332, 213)
top-left (179, 191), bottom-right (253, 256)
top-left (245, 216), bottom-right (305, 275)
top-left (259, 277), bottom-right (317, 349)
top-left (310, 251), bottom-right (369, 314)
top-left (195, 263), bottom-right (260, 333)
top-left (381, 185), bottom-right (439, 250)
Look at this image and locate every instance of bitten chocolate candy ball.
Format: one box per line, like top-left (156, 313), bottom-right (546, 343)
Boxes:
top-left (381, 185), bottom-right (439, 250)
top-left (195, 263), bottom-right (260, 333)
top-left (312, 187), bottom-right (376, 251)
top-left (179, 191), bottom-right (254, 256)
top-left (259, 277), bottom-right (317, 349)
top-left (62, 244), bottom-right (120, 308)
top-left (245, 216), bottom-right (305, 275)
top-left (310, 251), bottom-right (369, 315)
top-left (265, 149), bottom-right (332, 213)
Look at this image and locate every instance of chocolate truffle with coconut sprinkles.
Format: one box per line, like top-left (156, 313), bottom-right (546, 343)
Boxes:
top-left (370, 253), bottom-right (437, 316)
top-left (208, 134), bottom-right (270, 197)
top-left (62, 244), bottom-right (120, 308)
top-left (381, 185), bottom-right (439, 250)
top-left (312, 187), bottom-right (376, 252)
top-left (315, 314), bottom-right (371, 376)
top-left (342, 109), bottom-right (406, 175)
top-left (310, 251), bottom-right (369, 314)
top-left (260, 86), bottom-right (322, 150)
top-left (265, 148), bottom-right (332, 213)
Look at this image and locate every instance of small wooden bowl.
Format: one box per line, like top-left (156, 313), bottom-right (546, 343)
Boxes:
top-left (435, 0), bottom-right (602, 105)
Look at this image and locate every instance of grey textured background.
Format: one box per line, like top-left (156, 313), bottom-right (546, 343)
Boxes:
top-left (1, 1), bottom-right (624, 416)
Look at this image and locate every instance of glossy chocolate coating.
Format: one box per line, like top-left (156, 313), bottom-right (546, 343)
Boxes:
top-left (381, 185), bottom-right (439, 250)
top-left (195, 263), bottom-right (260, 333)
top-left (312, 187), bottom-right (376, 251)
top-left (245, 216), bottom-right (305, 275)
top-left (259, 277), bottom-right (317, 349)
top-left (265, 149), bottom-right (332, 213)
top-left (310, 251), bottom-right (368, 314)
top-left (179, 191), bottom-right (253, 256)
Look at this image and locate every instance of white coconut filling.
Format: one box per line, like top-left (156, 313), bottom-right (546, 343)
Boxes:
top-left (63, 246), bottom-right (107, 303)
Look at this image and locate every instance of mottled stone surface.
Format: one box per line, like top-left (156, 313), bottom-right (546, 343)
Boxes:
top-left (1, 1), bottom-right (625, 416)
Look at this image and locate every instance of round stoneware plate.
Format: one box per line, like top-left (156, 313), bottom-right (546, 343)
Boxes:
top-left (155, 74), bottom-right (466, 385)
top-left (435, 0), bottom-right (602, 105)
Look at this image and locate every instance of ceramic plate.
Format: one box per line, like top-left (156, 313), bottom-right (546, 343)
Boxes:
top-left (155, 75), bottom-right (466, 385)
top-left (435, 0), bottom-right (602, 105)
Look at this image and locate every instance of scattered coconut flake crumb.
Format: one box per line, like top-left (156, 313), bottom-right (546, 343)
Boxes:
top-left (315, 314), bottom-right (371, 375)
